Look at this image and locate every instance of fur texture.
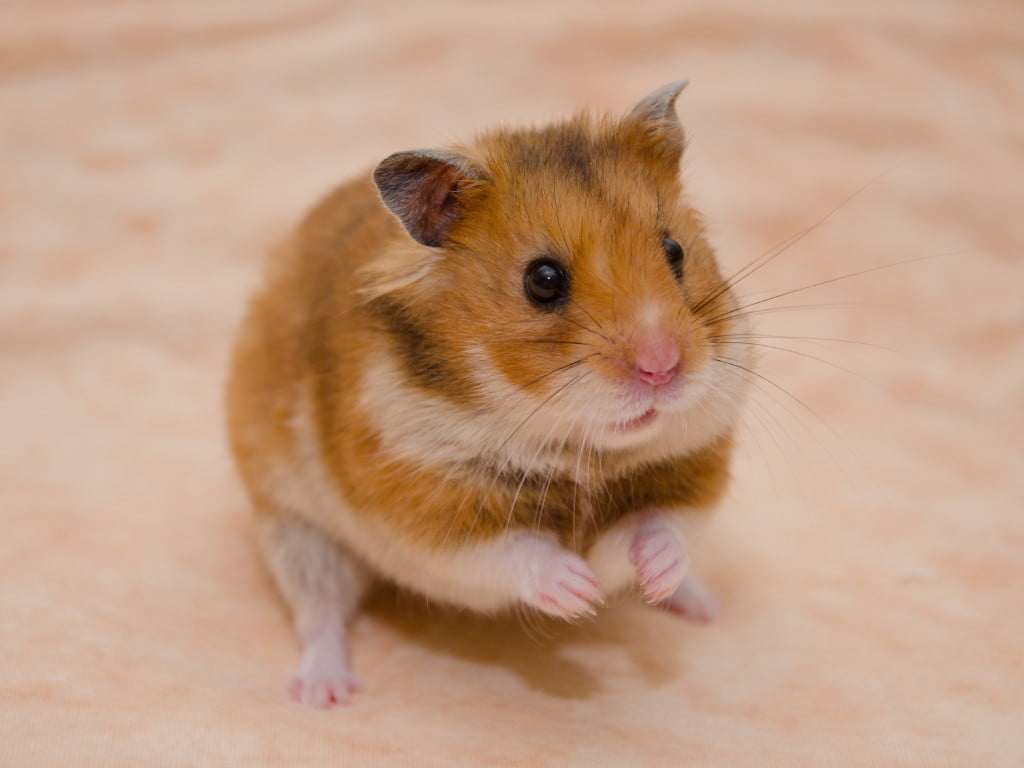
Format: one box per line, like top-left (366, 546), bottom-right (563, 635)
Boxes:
top-left (226, 83), bottom-right (751, 705)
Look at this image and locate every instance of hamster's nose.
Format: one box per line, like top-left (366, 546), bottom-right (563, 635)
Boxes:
top-left (633, 335), bottom-right (680, 386)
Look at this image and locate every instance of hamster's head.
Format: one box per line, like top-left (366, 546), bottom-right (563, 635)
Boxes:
top-left (368, 81), bottom-right (750, 464)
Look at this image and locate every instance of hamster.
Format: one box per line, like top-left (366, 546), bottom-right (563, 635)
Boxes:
top-left (226, 80), bottom-right (751, 708)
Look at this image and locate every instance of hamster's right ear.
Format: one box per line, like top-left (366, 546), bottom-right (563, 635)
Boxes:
top-left (619, 80), bottom-right (689, 170)
top-left (373, 150), bottom-right (488, 247)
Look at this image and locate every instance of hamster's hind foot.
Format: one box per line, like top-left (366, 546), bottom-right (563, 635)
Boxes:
top-left (288, 631), bottom-right (363, 709)
top-left (656, 575), bottom-right (719, 624)
top-left (258, 514), bottom-right (372, 708)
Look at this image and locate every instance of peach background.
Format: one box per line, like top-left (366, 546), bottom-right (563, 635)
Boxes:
top-left (2, 1), bottom-right (1022, 766)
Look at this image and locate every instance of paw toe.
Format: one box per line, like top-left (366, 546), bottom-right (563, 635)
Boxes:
top-left (288, 674), bottom-right (359, 708)
top-left (631, 527), bottom-right (688, 602)
top-left (528, 551), bottom-right (602, 619)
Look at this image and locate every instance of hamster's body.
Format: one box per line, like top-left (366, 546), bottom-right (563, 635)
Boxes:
top-left (227, 82), bottom-right (750, 708)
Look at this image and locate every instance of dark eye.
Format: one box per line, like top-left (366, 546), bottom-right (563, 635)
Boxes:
top-left (663, 237), bottom-right (685, 280)
top-left (524, 259), bottom-right (570, 307)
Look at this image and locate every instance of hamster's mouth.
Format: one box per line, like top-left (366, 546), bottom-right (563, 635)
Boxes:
top-left (612, 408), bottom-right (658, 433)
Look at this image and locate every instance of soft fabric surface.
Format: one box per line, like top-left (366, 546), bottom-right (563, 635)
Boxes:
top-left (2, 1), bottom-right (1022, 765)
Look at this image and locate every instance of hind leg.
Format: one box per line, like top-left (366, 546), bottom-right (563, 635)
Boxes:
top-left (657, 573), bottom-right (719, 623)
top-left (259, 514), bottom-right (372, 708)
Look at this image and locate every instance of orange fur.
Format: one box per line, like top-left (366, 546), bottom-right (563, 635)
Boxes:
top-left (227, 85), bottom-right (748, 582)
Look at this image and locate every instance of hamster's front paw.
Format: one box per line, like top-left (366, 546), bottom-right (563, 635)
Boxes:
top-left (288, 634), bottom-right (362, 709)
top-left (629, 515), bottom-right (689, 603)
top-left (514, 538), bottom-right (603, 619)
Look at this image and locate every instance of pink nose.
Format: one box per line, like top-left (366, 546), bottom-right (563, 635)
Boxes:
top-left (633, 336), bottom-right (680, 386)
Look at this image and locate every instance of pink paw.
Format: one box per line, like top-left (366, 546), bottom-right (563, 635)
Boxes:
top-left (288, 672), bottom-right (362, 709)
top-left (629, 518), bottom-right (688, 603)
top-left (521, 547), bottom-right (603, 620)
top-left (657, 577), bottom-right (719, 624)
top-left (288, 639), bottom-right (361, 709)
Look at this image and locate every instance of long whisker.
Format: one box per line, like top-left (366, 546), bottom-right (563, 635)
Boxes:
top-left (496, 372), bottom-right (589, 455)
top-left (725, 372), bottom-right (802, 485)
top-left (574, 302), bottom-right (613, 344)
top-left (710, 300), bottom-right (909, 323)
top-left (709, 340), bottom-right (884, 388)
top-left (710, 333), bottom-right (897, 354)
top-left (484, 371), bottom-right (593, 541)
top-left (560, 313), bottom-right (611, 343)
top-left (713, 357), bottom-right (846, 472)
top-left (490, 339), bottom-right (596, 348)
top-left (475, 369), bottom-right (592, 538)
top-left (571, 408), bottom-right (596, 551)
top-left (504, 394), bottom-right (579, 536)
top-left (522, 354), bottom-right (599, 389)
top-left (692, 172), bottom-right (887, 316)
top-left (711, 355), bottom-right (840, 441)
top-left (533, 435), bottom-right (564, 540)
top-left (704, 251), bottom-right (967, 328)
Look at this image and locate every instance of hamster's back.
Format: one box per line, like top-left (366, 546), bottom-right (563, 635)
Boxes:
top-left (225, 175), bottom-right (395, 513)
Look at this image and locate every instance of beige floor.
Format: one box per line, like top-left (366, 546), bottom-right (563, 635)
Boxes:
top-left (2, 1), bottom-right (1023, 766)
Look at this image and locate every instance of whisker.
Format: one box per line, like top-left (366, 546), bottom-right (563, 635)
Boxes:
top-left (711, 355), bottom-right (842, 443)
top-left (710, 340), bottom-right (885, 388)
top-left (713, 356), bottom-right (847, 474)
top-left (496, 372), bottom-right (589, 455)
top-left (710, 333), bottom-right (898, 354)
top-left (504, 398), bottom-right (577, 536)
top-left (692, 172), bottom-right (887, 316)
top-left (712, 300), bottom-right (910, 323)
top-left (560, 313), bottom-right (611, 343)
top-left (533, 434), bottom-right (565, 538)
top-left (522, 354), bottom-right (599, 389)
top-left (574, 302), bottom-right (613, 344)
top-left (703, 251), bottom-right (967, 328)
top-left (571, 408), bottom-right (596, 550)
top-left (730, 376), bottom-right (803, 487)
top-left (483, 376), bottom-right (589, 540)
top-left (487, 338), bottom-right (597, 349)
top-left (442, 474), bottom-right (481, 548)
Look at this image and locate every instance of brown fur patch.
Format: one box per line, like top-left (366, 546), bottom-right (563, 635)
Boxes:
top-left (227, 97), bottom-right (746, 558)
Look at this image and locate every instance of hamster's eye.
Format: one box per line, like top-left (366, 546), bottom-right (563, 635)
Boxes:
top-left (524, 259), bottom-right (570, 308)
top-left (663, 237), bottom-right (685, 280)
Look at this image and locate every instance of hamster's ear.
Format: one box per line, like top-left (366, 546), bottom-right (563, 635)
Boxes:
top-left (373, 149), bottom-right (487, 247)
top-left (620, 79), bottom-right (689, 168)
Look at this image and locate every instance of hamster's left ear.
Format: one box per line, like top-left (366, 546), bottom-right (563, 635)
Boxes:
top-left (620, 79), bottom-right (689, 168)
top-left (373, 149), bottom-right (488, 248)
